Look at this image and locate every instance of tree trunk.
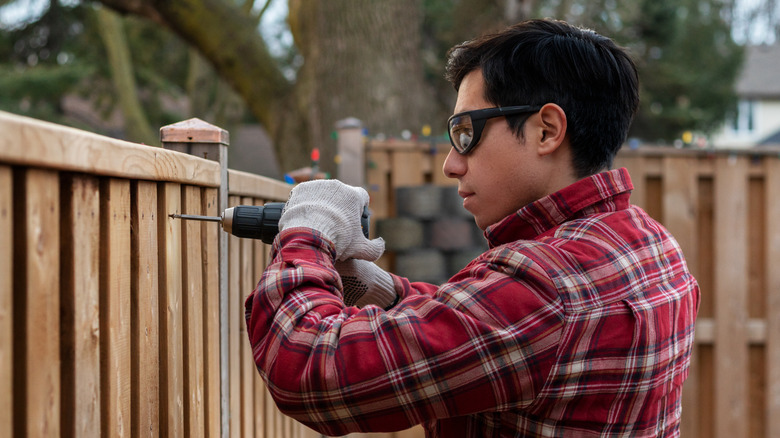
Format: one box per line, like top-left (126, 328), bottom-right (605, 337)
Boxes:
top-left (287, 0), bottom-right (437, 176)
top-left (98, 0), bottom-right (290, 139)
top-left (96, 7), bottom-right (157, 145)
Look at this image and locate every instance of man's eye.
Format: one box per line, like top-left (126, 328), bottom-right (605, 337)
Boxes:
top-left (459, 133), bottom-right (472, 148)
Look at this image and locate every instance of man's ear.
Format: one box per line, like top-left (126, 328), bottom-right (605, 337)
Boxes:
top-left (535, 103), bottom-right (568, 156)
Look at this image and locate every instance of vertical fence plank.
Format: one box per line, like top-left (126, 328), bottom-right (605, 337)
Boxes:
top-left (250, 222), bottom-right (270, 438)
top-left (159, 182), bottom-right (184, 437)
top-left (253, 199), bottom-right (268, 438)
top-left (16, 169), bottom-right (60, 436)
top-left (228, 195), bottom-right (241, 438)
top-left (252, 201), bottom-right (276, 438)
top-left (661, 157), bottom-right (700, 437)
top-left (367, 149), bottom-right (391, 219)
top-left (695, 175), bottom-right (715, 438)
top-left (101, 178), bottom-right (132, 437)
top-left (266, 380), bottom-right (277, 438)
top-left (391, 150), bottom-right (425, 188)
top-left (367, 149), bottom-right (393, 271)
top-left (132, 180), bottom-right (160, 437)
top-left (62, 175), bottom-right (101, 437)
top-left (766, 158), bottom-right (780, 438)
top-left (714, 156), bottom-right (749, 438)
top-left (747, 173), bottom-right (766, 438)
top-left (183, 185), bottom-right (206, 437)
top-left (240, 196), bottom-right (256, 438)
top-left (202, 187), bottom-right (221, 438)
top-left (616, 154), bottom-right (647, 210)
top-left (0, 166), bottom-right (11, 438)
top-left (431, 147), bottom-right (455, 186)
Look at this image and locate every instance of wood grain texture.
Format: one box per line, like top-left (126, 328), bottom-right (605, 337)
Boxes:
top-left (239, 197), bottom-right (255, 438)
top-left (228, 195), bottom-right (241, 438)
top-left (100, 178), bottom-right (132, 437)
top-left (0, 166), bottom-right (11, 438)
top-left (201, 187), bottom-right (221, 438)
top-left (253, 197), bottom-right (268, 438)
top-left (19, 169), bottom-right (61, 436)
top-left (0, 111), bottom-right (220, 186)
top-left (228, 169), bottom-right (291, 200)
top-left (158, 182), bottom-right (184, 437)
top-left (661, 157), bottom-right (699, 438)
top-left (713, 156), bottom-right (749, 438)
top-left (160, 118), bottom-right (229, 144)
top-left (182, 185), bottom-right (206, 437)
top-left (766, 159), bottom-right (780, 438)
top-left (131, 180), bottom-right (160, 437)
top-left (61, 175), bottom-right (102, 437)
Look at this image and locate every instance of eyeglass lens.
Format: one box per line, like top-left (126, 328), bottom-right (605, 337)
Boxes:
top-left (449, 114), bottom-right (473, 152)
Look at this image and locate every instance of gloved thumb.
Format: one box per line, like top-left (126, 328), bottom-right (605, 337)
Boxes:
top-left (338, 236), bottom-right (385, 262)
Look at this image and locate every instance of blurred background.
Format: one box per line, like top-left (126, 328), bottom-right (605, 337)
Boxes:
top-left (1, 0), bottom-right (778, 179)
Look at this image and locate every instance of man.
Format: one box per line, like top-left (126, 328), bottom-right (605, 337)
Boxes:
top-left (245, 19), bottom-right (699, 437)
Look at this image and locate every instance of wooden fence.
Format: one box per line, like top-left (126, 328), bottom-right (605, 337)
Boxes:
top-left (0, 111), bottom-right (318, 437)
top-left (363, 139), bottom-right (780, 438)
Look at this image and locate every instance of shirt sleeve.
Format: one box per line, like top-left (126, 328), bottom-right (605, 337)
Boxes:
top-left (245, 229), bottom-right (563, 436)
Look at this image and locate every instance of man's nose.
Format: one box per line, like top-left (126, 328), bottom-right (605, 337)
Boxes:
top-left (442, 147), bottom-right (466, 179)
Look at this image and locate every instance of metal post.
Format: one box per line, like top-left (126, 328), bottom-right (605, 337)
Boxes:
top-left (335, 117), bottom-right (365, 186)
top-left (160, 118), bottom-right (230, 438)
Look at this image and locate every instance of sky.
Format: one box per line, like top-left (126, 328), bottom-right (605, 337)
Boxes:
top-left (0, 0), bottom-right (776, 44)
top-left (0, 0), bottom-right (49, 27)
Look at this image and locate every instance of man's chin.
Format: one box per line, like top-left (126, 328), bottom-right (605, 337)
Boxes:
top-left (473, 215), bottom-right (490, 231)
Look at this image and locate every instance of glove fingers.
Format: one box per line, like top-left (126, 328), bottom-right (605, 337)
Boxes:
top-left (339, 237), bottom-right (385, 262)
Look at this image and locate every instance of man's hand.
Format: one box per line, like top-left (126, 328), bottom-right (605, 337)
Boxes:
top-left (279, 179), bottom-right (385, 261)
top-left (335, 259), bottom-right (398, 310)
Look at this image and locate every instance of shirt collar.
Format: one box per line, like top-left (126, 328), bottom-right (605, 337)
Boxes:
top-left (484, 168), bottom-right (634, 248)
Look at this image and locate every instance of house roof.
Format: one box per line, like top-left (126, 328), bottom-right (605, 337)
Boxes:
top-left (737, 44), bottom-right (780, 98)
top-left (759, 127), bottom-right (780, 145)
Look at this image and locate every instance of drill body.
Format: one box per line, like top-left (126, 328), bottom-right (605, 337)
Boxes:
top-left (173, 203), bottom-right (370, 244)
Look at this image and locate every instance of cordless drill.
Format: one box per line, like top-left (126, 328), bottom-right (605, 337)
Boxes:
top-left (170, 203), bottom-right (371, 244)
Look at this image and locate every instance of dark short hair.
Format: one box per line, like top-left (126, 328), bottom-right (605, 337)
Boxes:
top-left (445, 19), bottom-right (639, 178)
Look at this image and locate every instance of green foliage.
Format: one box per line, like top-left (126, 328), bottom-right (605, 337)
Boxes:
top-left (419, 0), bottom-right (744, 144)
top-left (0, 1), bottom-right (99, 125)
top-left (0, 0), bottom-right (192, 135)
top-left (627, 0), bottom-right (743, 142)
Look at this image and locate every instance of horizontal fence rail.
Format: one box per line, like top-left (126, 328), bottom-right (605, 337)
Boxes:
top-left (363, 139), bottom-right (780, 438)
top-left (0, 111), bottom-right (318, 437)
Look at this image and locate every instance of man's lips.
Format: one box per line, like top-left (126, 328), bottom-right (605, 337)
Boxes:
top-left (459, 190), bottom-right (475, 209)
top-left (458, 190), bottom-right (473, 199)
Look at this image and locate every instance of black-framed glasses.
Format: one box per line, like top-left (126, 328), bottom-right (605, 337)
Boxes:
top-left (447, 105), bottom-right (543, 155)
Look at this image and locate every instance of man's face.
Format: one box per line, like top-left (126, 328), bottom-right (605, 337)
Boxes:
top-left (443, 70), bottom-right (550, 230)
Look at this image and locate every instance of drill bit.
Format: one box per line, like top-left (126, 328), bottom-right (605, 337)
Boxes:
top-left (169, 213), bottom-right (222, 222)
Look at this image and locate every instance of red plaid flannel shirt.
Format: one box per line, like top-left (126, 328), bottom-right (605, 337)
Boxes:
top-left (245, 168), bottom-right (700, 437)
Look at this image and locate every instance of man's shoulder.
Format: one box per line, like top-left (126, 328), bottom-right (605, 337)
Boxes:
top-left (487, 206), bottom-right (686, 312)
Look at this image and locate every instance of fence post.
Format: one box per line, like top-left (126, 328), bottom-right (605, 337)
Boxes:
top-left (160, 118), bottom-right (230, 438)
top-left (336, 117), bottom-right (365, 186)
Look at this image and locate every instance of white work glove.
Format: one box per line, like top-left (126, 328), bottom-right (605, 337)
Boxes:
top-left (279, 179), bottom-right (385, 261)
top-left (335, 259), bottom-right (399, 310)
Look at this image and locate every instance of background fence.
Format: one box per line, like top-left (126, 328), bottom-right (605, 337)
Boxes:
top-left (0, 111), bottom-right (318, 437)
top-left (363, 139), bottom-right (780, 438)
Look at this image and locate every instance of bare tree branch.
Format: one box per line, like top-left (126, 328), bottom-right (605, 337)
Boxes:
top-left (95, 0), bottom-right (290, 133)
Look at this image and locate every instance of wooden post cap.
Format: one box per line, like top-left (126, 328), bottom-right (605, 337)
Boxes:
top-left (159, 118), bottom-right (229, 145)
